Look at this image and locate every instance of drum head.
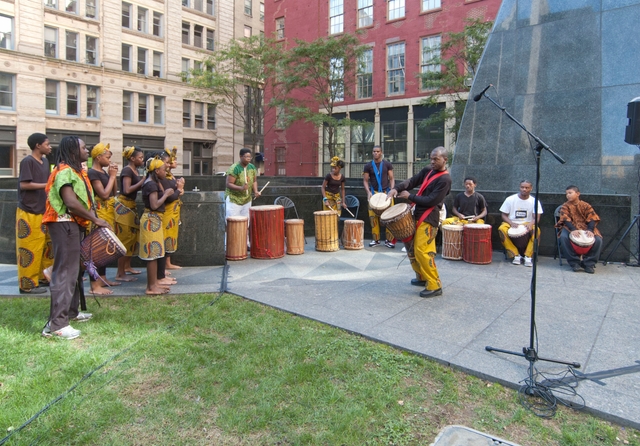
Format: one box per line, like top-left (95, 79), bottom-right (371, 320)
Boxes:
top-left (369, 193), bottom-right (391, 209)
top-left (227, 216), bottom-right (249, 222)
top-left (466, 223), bottom-right (491, 230)
top-left (314, 210), bottom-right (336, 216)
top-left (380, 203), bottom-right (409, 220)
top-left (569, 230), bottom-right (595, 247)
top-left (442, 224), bottom-right (463, 231)
top-left (251, 205), bottom-right (284, 211)
top-left (507, 225), bottom-right (528, 237)
top-left (102, 227), bottom-right (127, 252)
top-left (285, 219), bottom-right (304, 225)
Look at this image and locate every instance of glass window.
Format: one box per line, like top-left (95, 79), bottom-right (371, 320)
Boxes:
top-left (244, 0), bottom-right (252, 16)
top-left (44, 26), bottom-right (57, 58)
top-left (382, 121), bottom-right (407, 163)
top-left (329, 0), bottom-right (343, 35)
top-left (206, 29), bottom-right (214, 51)
top-left (86, 36), bottom-right (97, 65)
top-left (244, 26), bottom-right (252, 38)
top-left (86, 0), bottom-right (97, 18)
top-left (122, 2), bottom-right (132, 28)
top-left (183, 100), bottom-right (191, 127)
top-left (181, 58), bottom-right (190, 79)
top-left (153, 52), bottom-right (162, 77)
top-left (260, 2), bottom-right (264, 21)
top-left (137, 47), bottom-right (147, 74)
top-left (194, 25), bottom-right (203, 47)
top-left (194, 0), bottom-right (203, 11)
top-left (207, 104), bottom-right (216, 129)
top-left (350, 122), bottom-right (374, 162)
top-left (421, 35), bottom-right (441, 87)
top-left (357, 48), bottom-right (373, 99)
top-left (193, 60), bottom-right (202, 73)
top-left (182, 0), bottom-right (189, 6)
top-left (0, 73), bottom-right (14, 109)
top-left (182, 22), bottom-right (190, 45)
top-left (276, 17), bottom-right (284, 40)
top-left (65, 31), bottom-right (78, 61)
top-left (387, 42), bottom-right (405, 95)
top-left (276, 105), bottom-right (285, 128)
top-left (357, 0), bottom-right (373, 28)
top-left (153, 12), bottom-right (162, 37)
top-left (121, 43), bottom-right (131, 71)
top-left (330, 57), bottom-right (344, 102)
top-left (154, 96), bottom-right (164, 124)
top-left (138, 93), bottom-right (148, 122)
top-left (388, 0), bottom-right (405, 21)
top-left (206, 0), bottom-right (214, 15)
top-left (87, 86), bottom-right (99, 118)
top-left (45, 0), bottom-right (58, 8)
top-left (65, 0), bottom-right (77, 14)
top-left (194, 102), bottom-right (204, 128)
top-left (45, 79), bottom-right (58, 114)
top-left (123, 91), bottom-right (132, 121)
top-left (0, 15), bottom-right (13, 50)
top-left (422, 0), bottom-right (441, 11)
top-left (137, 7), bottom-right (148, 33)
top-left (67, 83), bottom-right (79, 116)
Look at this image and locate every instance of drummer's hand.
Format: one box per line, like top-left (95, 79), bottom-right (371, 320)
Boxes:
top-left (468, 216), bottom-right (477, 223)
top-left (525, 222), bottom-right (535, 231)
top-left (254, 191), bottom-right (261, 198)
top-left (387, 189), bottom-right (397, 199)
top-left (585, 230), bottom-right (594, 237)
top-left (397, 190), bottom-right (410, 199)
top-left (242, 184), bottom-right (249, 191)
top-left (510, 222), bottom-right (520, 229)
top-left (93, 218), bottom-right (111, 230)
top-left (341, 201), bottom-right (347, 209)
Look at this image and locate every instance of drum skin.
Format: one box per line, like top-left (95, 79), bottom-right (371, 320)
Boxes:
top-left (463, 224), bottom-right (492, 264)
top-left (369, 193), bottom-right (391, 216)
top-left (250, 205), bottom-right (285, 259)
top-left (226, 216), bottom-right (248, 261)
top-left (285, 219), bottom-right (305, 255)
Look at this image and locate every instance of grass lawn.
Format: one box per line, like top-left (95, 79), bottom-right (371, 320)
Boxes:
top-left (1, 293), bottom-right (639, 445)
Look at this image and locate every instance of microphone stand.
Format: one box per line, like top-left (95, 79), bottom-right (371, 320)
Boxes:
top-left (477, 91), bottom-right (581, 403)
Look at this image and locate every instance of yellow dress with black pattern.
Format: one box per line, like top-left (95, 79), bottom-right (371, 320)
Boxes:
top-left (139, 209), bottom-right (165, 261)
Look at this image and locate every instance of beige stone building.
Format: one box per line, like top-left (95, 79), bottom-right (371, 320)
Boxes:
top-left (0, 0), bottom-right (264, 176)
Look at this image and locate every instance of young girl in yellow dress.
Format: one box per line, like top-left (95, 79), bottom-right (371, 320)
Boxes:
top-left (321, 156), bottom-right (346, 211)
top-left (160, 147), bottom-right (185, 270)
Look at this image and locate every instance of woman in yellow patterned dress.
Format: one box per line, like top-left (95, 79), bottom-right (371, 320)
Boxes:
top-left (160, 147), bottom-right (185, 270)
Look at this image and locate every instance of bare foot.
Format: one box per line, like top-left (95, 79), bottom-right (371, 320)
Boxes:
top-left (146, 286), bottom-right (170, 295)
top-left (104, 279), bottom-right (121, 286)
top-left (90, 285), bottom-right (114, 295)
top-left (125, 269), bottom-right (142, 275)
top-left (166, 264), bottom-right (182, 270)
top-left (115, 275), bottom-right (138, 282)
top-left (158, 278), bottom-right (177, 286)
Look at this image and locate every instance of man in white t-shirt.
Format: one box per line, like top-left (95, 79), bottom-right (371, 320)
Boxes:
top-left (498, 180), bottom-right (543, 266)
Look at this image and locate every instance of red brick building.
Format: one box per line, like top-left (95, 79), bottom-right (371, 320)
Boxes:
top-left (263, 0), bottom-right (501, 178)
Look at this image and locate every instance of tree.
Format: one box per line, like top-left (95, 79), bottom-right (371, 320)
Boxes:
top-left (276, 33), bottom-right (367, 160)
top-left (185, 35), bottom-right (285, 153)
top-left (418, 18), bottom-right (493, 143)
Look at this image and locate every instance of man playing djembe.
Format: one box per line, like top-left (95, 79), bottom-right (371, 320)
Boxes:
top-left (555, 185), bottom-right (602, 274)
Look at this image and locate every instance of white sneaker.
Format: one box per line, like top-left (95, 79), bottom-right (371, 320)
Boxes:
top-left (42, 323), bottom-right (81, 340)
top-left (512, 255), bottom-right (522, 265)
top-left (72, 312), bottom-right (93, 322)
top-left (524, 257), bottom-right (533, 267)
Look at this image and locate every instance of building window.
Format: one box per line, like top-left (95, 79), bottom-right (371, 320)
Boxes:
top-left (194, 60), bottom-right (202, 73)
top-left (87, 86), bottom-right (99, 118)
top-left (194, 25), bottom-right (203, 47)
top-left (182, 22), bottom-right (190, 45)
top-left (181, 58), bottom-right (190, 79)
top-left (275, 147), bottom-right (286, 176)
top-left (387, 42), bottom-right (405, 95)
top-left (207, 104), bottom-right (216, 129)
top-left (422, 0), bottom-right (441, 11)
top-left (382, 121), bottom-right (407, 163)
top-left (206, 29), bottom-right (214, 51)
top-left (207, 0), bottom-right (214, 15)
top-left (330, 57), bottom-right (344, 102)
top-left (86, 36), bottom-right (97, 65)
top-left (194, 0), bottom-right (203, 12)
top-left (153, 12), bottom-right (162, 37)
top-left (276, 105), bottom-right (285, 129)
top-left (122, 44), bottom-right (132, 71)
top-left (388, 0), bottom-right (405, 21)
top-left (122, 2), bottom-right (132, 28)
top-left (194, 102), bottom-right (204, 128)
top-left (357, 48), bottom-right (373, 99)
top-left (183, 101), bottom-right (191, 127)
top-left (64, 0), bottom-right (77, 14)
top-left (0, 15), bottom-right (13, 50)
top-left (260, 2), bottom-right (264, 21)
top-left (350, 122), bottom-right (374, 162)
top-left (154, 96), bottom-right (164, 124)
top-left (45, 80), bottom-right (58, 114)
top-left (137, 7), bottom-right (148, 33)
top-left (67, 83), bottom-right (79, 116)
top-left (45, 0), bottom-right (58, 8)
top-left (138, 93), bottom-right (148, 122)
top-left (276, 17), bottom-right (284, 40)
top-left (65, 31), bottom-right (78, 61)
top-left (244, 26), bottom-right (252, 38)
top-left (244, 0), bottom-right (252, 16)
top-left (123, 91), bottom-right (132, 121)
top-left (329, 0), bottom-right (343, 35)
top-left (153, 52), bottom-right (162, 77)
top-left (0, 73), bottom-right (14, 110)
top-left (182, 0), bottom-right (189, 7)
top-left (137, 47), bottom-right (147, 74)
top-left (421, 35), bottom-right (441, 87)
top-left (44, 26), bottom-right (57, 58)
top-left (86, 0), bottom-right (97, 18)
top-left (357, 0), bottom-right (373, 28)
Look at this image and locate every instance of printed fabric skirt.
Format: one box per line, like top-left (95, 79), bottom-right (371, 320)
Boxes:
top-left (139, 209), bottom-right (165, 261)
top-left (95, 196), bottom-right (116, 228)
top-left (114, 196), bottom-right (140, 256)
top-left (162, 199), bottom-right (182, 253)
top-left (16, 208), bottom-right (53, 290)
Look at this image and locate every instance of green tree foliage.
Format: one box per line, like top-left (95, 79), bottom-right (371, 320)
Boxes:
top-left (419, 18), bottom-right (493, 143)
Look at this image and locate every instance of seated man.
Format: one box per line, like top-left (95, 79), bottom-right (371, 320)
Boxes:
top-left (498, 180), bottom-right (542, 267)
top-left (555, 185), bottom-right (602, 274)
top-left (442, 176), bottom-right (487, 225)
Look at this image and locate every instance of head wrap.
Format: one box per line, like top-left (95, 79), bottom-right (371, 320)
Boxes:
top-left (91, 142), bottom-right (110, 159)
top-left (165, 146), bottom-right (178, 163)
top-left (123, 146), bottom-right (136, 160)
top-left (330, 156), bottom-right (341, 167)
top-left (146, 156), bottom-right (165, 174)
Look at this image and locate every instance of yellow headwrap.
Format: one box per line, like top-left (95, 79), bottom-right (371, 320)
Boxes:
top-left (123, 146), bottom-right (136, 160)
top-left (165, 146), bottom-right (178, 163)
top-left (330, 156), bottom-right (341, 167)
top-left (146, 157), bottom-right (165, 173)
top-left (91, 142), bottom-right (110, 159)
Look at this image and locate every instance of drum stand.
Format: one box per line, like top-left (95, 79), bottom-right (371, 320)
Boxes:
top-left (476, 89), bottom-right (580, 415)
top-left (602, 193), bottom-right (640, 266)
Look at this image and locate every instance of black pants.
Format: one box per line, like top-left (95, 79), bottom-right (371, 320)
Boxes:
top-left (559, 229), bottom-right (603, 268)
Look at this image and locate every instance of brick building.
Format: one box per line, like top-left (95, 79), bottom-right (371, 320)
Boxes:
top-left (262, 0), bottom-right (501, 178)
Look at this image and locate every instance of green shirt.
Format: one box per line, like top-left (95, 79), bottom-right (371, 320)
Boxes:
top-left (225, 162), bottom-right (257, 206)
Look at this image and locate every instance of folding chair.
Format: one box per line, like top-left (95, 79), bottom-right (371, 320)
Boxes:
top-left (274, 196), bottom-right (300, 220)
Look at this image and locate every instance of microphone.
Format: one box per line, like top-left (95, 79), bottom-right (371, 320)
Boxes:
top-left (473, 84), bottom-right (492, 102)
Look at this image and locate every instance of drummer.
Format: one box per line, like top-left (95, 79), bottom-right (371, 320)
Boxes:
top-left (442, 176), bottom-right (487, 225)
top-left (555, 185), bottom-right (602, 274)
top-left (498, 180), bottom-right (543, 267)
top-left (321, 156), bottom-right (346, 212)
top-left (388, 147), bottom-right (451, 298)
top-left (363, 145), bottom-right (396, 248)
top-left (225, 148), bottom-right (261, 221)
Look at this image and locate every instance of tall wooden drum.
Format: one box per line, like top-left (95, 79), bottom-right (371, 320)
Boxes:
top-left (226, 216), bottom-right (248, 261)
top-left (463, 223), bottom-right (492, 264)
top-left (250, 205), bottom-right (285, 259)
top-left (342, 219), bottom-right (364, 250)
top-left (314, 210), bottom-right (339, 252)
top-left (441, 224), bottom-right (463, 260)
top-left (285, 219), bottom-right (305, 255)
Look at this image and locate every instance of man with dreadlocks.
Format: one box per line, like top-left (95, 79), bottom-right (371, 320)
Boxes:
top-left (42, 136), bottom-right (110, 340)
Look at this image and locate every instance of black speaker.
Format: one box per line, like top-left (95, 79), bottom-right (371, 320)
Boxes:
top-left (624, 97), bottom-right (640, 145)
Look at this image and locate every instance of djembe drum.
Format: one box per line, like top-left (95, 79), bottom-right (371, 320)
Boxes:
top-left (441, 224), bottom-right (463, 260)
top-left (226, 216), bottom-right (249, 261)
top-left (314, 210), bottom-right (339, 252)
top-left (342, 219), bottom-right (364, 250)
top-left (369, 193), bottom-right (392, 216)
top-left (507, 225), bottom-right (530, 257)
top-left (80, 227), bottom-right (126, 268)
top-left (249, 205), bottom-right (285, 259)
top-left (285, 219), bottom-right (305, 255)
top-left (463, 223), bottom-right (492, 264)
top-left (380, 203), bottom-right (415, 242)
top-left (569, 230), bottom-right (595, 256)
